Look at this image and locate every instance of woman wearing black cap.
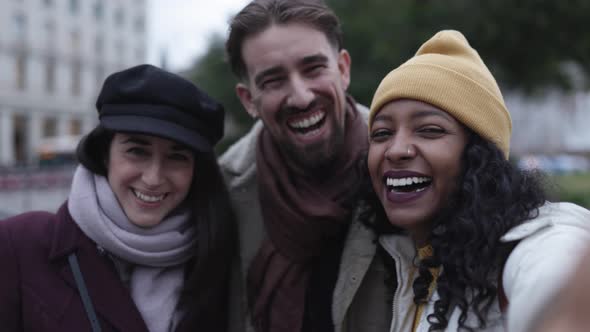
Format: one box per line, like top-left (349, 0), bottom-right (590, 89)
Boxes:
top-left (0, 64), bottom-right (236, 332)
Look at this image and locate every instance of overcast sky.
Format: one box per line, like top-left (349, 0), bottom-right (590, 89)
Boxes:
top-left (147, 0), bottom-right (250, 71)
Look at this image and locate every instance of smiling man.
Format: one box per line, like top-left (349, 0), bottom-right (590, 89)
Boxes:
top-left (219, 1), bottom-right (383, 332)
top-left (235, 22), bottom-right (350, 172)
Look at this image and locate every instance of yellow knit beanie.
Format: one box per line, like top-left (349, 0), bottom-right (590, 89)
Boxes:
top-left (369, 30), bottom-right (512, 159)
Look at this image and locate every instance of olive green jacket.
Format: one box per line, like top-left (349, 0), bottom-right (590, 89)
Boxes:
top-left (220, 104), bottom-right (392, 332)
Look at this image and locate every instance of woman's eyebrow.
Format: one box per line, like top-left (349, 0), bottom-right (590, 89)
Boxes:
top-left (121, 137), bottom-right (151, 145)
top-left (411, 109), bottom-right (454, 122)
top-left (372, 113), bottom-right (393, 123)
top-left (171, 144), bottom-right (191, 152)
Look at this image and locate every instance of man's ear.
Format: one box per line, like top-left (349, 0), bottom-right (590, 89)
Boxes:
top-left (337, 49), bottom-right (351, 91)
top-left (236, 83), bottom-right (260, 119)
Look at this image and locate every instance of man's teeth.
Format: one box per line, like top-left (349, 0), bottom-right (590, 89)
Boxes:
top-left (133, 190), bottom-right (165, 202)
top-left (289, 112), bottom-right (325, 129)
top-left (386, 177), bottom-right (431, 187)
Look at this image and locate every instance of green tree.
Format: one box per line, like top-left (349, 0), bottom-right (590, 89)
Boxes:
top-left (187, 35), bottom-right (254, 154)
top-left (328, 0), bottom-right (590, 105)
top-left (187, 1), bottom-right (590, 152)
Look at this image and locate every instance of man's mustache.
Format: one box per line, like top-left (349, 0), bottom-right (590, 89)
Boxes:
top-left (280, 98), bottom-right (324, 115)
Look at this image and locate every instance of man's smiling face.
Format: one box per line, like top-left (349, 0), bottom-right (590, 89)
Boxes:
top-left (236, 23), bottom-right (351, 170)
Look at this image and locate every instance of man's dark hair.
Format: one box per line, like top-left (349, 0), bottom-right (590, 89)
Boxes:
top-left (226, 0), bottom-right (343, 80)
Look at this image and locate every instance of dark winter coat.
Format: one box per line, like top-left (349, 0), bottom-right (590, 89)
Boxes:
top-left (0, 203), bottom-right (149, 331)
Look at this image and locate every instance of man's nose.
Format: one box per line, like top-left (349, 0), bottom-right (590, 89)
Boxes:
top-left (286, 76), bottom-right (314, 110)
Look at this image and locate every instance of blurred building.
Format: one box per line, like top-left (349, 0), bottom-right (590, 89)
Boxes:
top-left (508, 90), bottom-right (590, 157)
top-left (0, 0), bottom-right (147, 166)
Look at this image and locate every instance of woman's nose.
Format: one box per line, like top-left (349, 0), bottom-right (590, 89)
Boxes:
top-left (142, 161), bottom-right (164, 187)
top-left (384, 135), bottom-right (415, 162)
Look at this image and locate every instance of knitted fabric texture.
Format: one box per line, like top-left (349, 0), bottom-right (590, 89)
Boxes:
top-left (369, 30), bottom-right (512, 158)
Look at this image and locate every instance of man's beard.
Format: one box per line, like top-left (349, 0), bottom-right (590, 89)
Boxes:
top-left (271, 95), bottom-right (348, 177)
top-left (280, 114), bottom-right (346, 178)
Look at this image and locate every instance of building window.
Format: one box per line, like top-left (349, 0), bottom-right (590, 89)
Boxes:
top-left (71, 30), bottom-right (81, 51)
top-left (13, 13), bottom-right (27, 38)
top-left (134, 16), bottom-right (145, 33)
top-left (45, 57), bottom-right (56, 94)
top-left (94, 35), bottom-right (104, 54)
top-left (115, 39), bottom-right (125, 61)
top-left (45, 20), bottom-right (56, 49)
top-left (15, 54), bottom-right (27, 90)
top-left (70, 119), bottom-right (82, 135)
top-left (95, 63), bottom-right (105, 88)
top-left (135, 46), bottom-right (146, 61)
top-left (71, 61), bottom-right (82, 96)
top-left (69, 0), bottom-right (79, 15)
top-left (114, 8), bottom-right (124, 27)
top-left (13, 115), bottom-right (27, 163)
top-left (43, 117), bottom-right (57, 137)
top-left (93, 1), bottom-right (103, 20)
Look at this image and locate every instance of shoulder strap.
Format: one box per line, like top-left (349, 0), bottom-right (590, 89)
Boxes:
top-left (68, 253), bottom-right (102, 332)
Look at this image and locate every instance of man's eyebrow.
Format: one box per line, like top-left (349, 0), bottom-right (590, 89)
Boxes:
top-left (254, 66), bottom-right (284, 87)
top-left (300, 54), bottom-right (329, 66)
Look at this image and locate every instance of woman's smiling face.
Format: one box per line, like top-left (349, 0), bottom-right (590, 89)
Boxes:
top-left (107, 133), bottom-right (195, 228)
top-left (368, 99), bottom-right (468, 244)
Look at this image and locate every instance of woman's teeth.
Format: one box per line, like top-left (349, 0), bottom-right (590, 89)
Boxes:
top-left (386, 177), bottom-right (430, 187)
top-left (386, 176), bottom-right (432, 192)
top-left (133, 190), bottom-right (165, 202)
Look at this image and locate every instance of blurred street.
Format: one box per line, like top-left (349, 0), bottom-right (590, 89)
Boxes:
top-left (0, 165), bottom-right (74, 217)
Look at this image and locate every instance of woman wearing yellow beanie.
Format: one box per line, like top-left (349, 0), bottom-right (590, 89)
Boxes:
top-left (333, 30), bottom-right (590, 332)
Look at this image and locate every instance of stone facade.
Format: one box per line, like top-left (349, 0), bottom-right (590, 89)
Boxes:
top-left (0, 0), bottom-right (147, 165)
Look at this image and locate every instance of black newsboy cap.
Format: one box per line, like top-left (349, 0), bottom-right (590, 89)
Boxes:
top-left (96, 64), bottom-right (224, 152)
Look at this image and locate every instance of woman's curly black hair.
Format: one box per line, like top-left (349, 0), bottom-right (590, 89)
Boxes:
top-left (361, 131), bottom-right (548, 331)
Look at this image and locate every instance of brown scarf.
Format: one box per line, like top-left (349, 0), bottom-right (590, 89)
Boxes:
top-left (248, 98), bottom-right (368, 332)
